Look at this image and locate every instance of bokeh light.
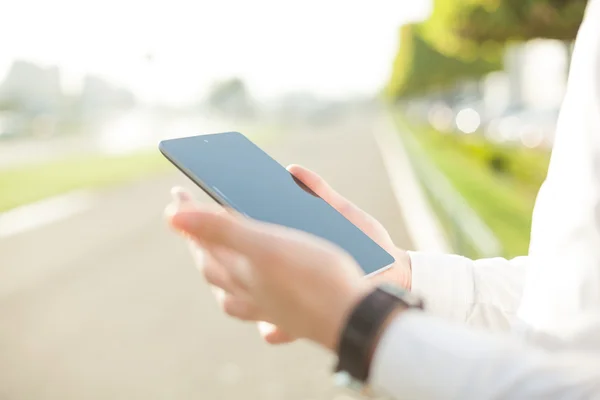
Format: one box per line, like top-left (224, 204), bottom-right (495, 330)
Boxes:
top-left (428, 104), bottom-right (454, 132)
top-left (520, 124), bottom-right (544, 148)
top-left (455, 108), bottom-right (481, 134)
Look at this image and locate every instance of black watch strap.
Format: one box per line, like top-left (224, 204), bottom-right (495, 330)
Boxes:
top-left (334, 284), bottom-right (423, 383)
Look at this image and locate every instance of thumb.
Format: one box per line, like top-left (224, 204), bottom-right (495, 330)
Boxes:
top-left (287, 164), bottom-right (360, 218)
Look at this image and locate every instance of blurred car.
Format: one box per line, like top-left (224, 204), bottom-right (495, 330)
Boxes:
top-left (427, 98), bottom-right (488, 134)
top-left (0, 111), bottom-right (26, 140)
top-left (485, 107), bottom-right (559, 148)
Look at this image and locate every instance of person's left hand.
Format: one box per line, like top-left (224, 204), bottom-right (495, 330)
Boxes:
top-left (166, 198), bottom-right (372, 350)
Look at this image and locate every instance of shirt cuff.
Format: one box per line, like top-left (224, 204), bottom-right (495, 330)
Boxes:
top-left (408, 251), bottom-right (475, 323)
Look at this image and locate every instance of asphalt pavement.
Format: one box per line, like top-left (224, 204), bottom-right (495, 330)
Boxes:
top-left (0, 113), bottom-right (413, 400)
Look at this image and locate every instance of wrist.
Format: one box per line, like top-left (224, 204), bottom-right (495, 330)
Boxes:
top-left (317, 282), bottom-right (373, 351)
top-left (375, 249), bottom-right (412, 290)
top-left (398, 249), bottom-right (412, 290)
top-left (333, 283), bottom-right (423, 384)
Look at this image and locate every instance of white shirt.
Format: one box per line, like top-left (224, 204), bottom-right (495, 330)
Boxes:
top-left (370, 1), bottom-right (600, 398)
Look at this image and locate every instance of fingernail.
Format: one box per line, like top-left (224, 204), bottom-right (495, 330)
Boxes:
top-left (171, 186), bottom-right (193, 204)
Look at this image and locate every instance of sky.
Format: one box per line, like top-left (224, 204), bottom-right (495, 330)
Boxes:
top-left (0, 0), bottom-right (431, 106)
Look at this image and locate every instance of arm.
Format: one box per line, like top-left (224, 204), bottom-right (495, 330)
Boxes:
top-left (167, 167), bottom-right (600, 400)
top-left (409, 252), bottom-right (527, 331)
top-left (263, 164), bottom-right (529, 332)
top-left (370, 310), bottom-right (600, 400)
top-left (409, 0), bottom-right (600, 340)
top-left (516, 0), bottom-right (600, 333)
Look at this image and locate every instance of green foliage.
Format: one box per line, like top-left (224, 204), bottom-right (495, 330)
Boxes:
top-left (421, 0), bottom-right (587, 58)
top-left (0, 99), bottom-right (19, 111)
top-left (444, 133), bottom-right (550, 190)
top-left (207, 78), bottom-right (247, 106)
top-left (206, 78), bottom-right (255, 118)
top-left (395, 114), bottom-right (551, 258)
top-left (0, 151), bottom-right (170, 212)
top-left (385, 24), bottom-right (502, 99)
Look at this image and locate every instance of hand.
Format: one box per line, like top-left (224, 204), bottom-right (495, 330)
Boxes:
top-left (166, 196), bottom-right (372, 351)
top-left (257, 165), bottom-right (411, 343)
top-left (285, 165), bottom-right (411, 288)
top-left (168, 164), bottom-right (411, 345)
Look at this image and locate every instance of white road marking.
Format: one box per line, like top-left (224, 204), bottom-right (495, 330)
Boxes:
top-left (373, 115), bottom-right (451, 254)
top-left (0, 190), bottom-right (95, 239)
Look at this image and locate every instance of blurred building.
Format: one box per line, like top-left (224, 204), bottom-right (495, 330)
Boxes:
top-left (0, 60), bottom-right (63, 115)
top-left (78, 75), bottom-right (136, 116)
top-left (267, 92), bottom-right (328, 123)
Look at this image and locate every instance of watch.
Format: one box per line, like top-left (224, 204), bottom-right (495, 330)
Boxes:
top-left (334, 283), bottom-right (424, 385)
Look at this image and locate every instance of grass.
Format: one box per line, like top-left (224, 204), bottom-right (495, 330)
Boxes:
top-left (0, 150), bottom-right (171, 212)
top-left (0, 131), bottom-right (273, 213)
top-left (395, 116), bottom-right (551, 259)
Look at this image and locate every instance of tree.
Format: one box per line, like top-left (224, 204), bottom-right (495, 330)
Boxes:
top-left (385, 24), bottom-right (502, 99)
top-left (206, 78), bottom-right (255, 119)
top-left (420, 0), bottom-right (587, 59)
top-left (0, 99), bottom-right (18, 111)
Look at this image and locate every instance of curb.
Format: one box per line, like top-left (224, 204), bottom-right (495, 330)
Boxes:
top-left (373, 114), bottom-right (451, 254)
top-left (0, 190), bottom-right (95, 239)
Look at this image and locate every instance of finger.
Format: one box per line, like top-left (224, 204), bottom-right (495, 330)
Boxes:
top-left (171, 201), bottom-right (343, 280)
top-left (204, 245), bottom-right (251, 292)
top-left (171, 209), bottom-right (271, 260)
top-left (187, 238), bottom-right (206, 267)
top-left (221, 294), bottom-right (263, 321)
top-left (287, 164), bottom-right (341, 205)
top-left (287, 164), bottom-right (394, 247)
top-left (171, 186), bottom-right (195, 203)
top-left (166, 202), bottom-right (221, 236)
top-left (218, 248), bottom-right (253, 290)
top-left (202, 259), bottom-right (243, 295)
top-left (287, 164), bottom-right (363, 218)
top-left (257, 322), bottom-right (296, 345)
top-left (263, 329), bottom-right (295, 345)
top-left (170, 187), bottom-right (234, 219)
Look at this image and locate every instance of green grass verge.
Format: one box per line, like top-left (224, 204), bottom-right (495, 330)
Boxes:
top-left (395, 115), bottom-right (550, 259)
top-left (0, 150), bottom-right (170, 212)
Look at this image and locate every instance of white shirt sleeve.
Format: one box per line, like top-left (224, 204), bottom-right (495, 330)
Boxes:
top-left (366, 3), bottom-right (600, 399)
top-left (409, 251), bottom-right (527, 331)
top-left (516, 0), bottom-right (600, 335)
top-left (370, 311), bottom-right (600, 400)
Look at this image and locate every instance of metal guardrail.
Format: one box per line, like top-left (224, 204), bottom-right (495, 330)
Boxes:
top-left (396, 119), bottom-right (503, 258)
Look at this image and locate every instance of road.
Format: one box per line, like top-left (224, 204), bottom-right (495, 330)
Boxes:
top-left (0, 113), bottom-right (413, 400)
